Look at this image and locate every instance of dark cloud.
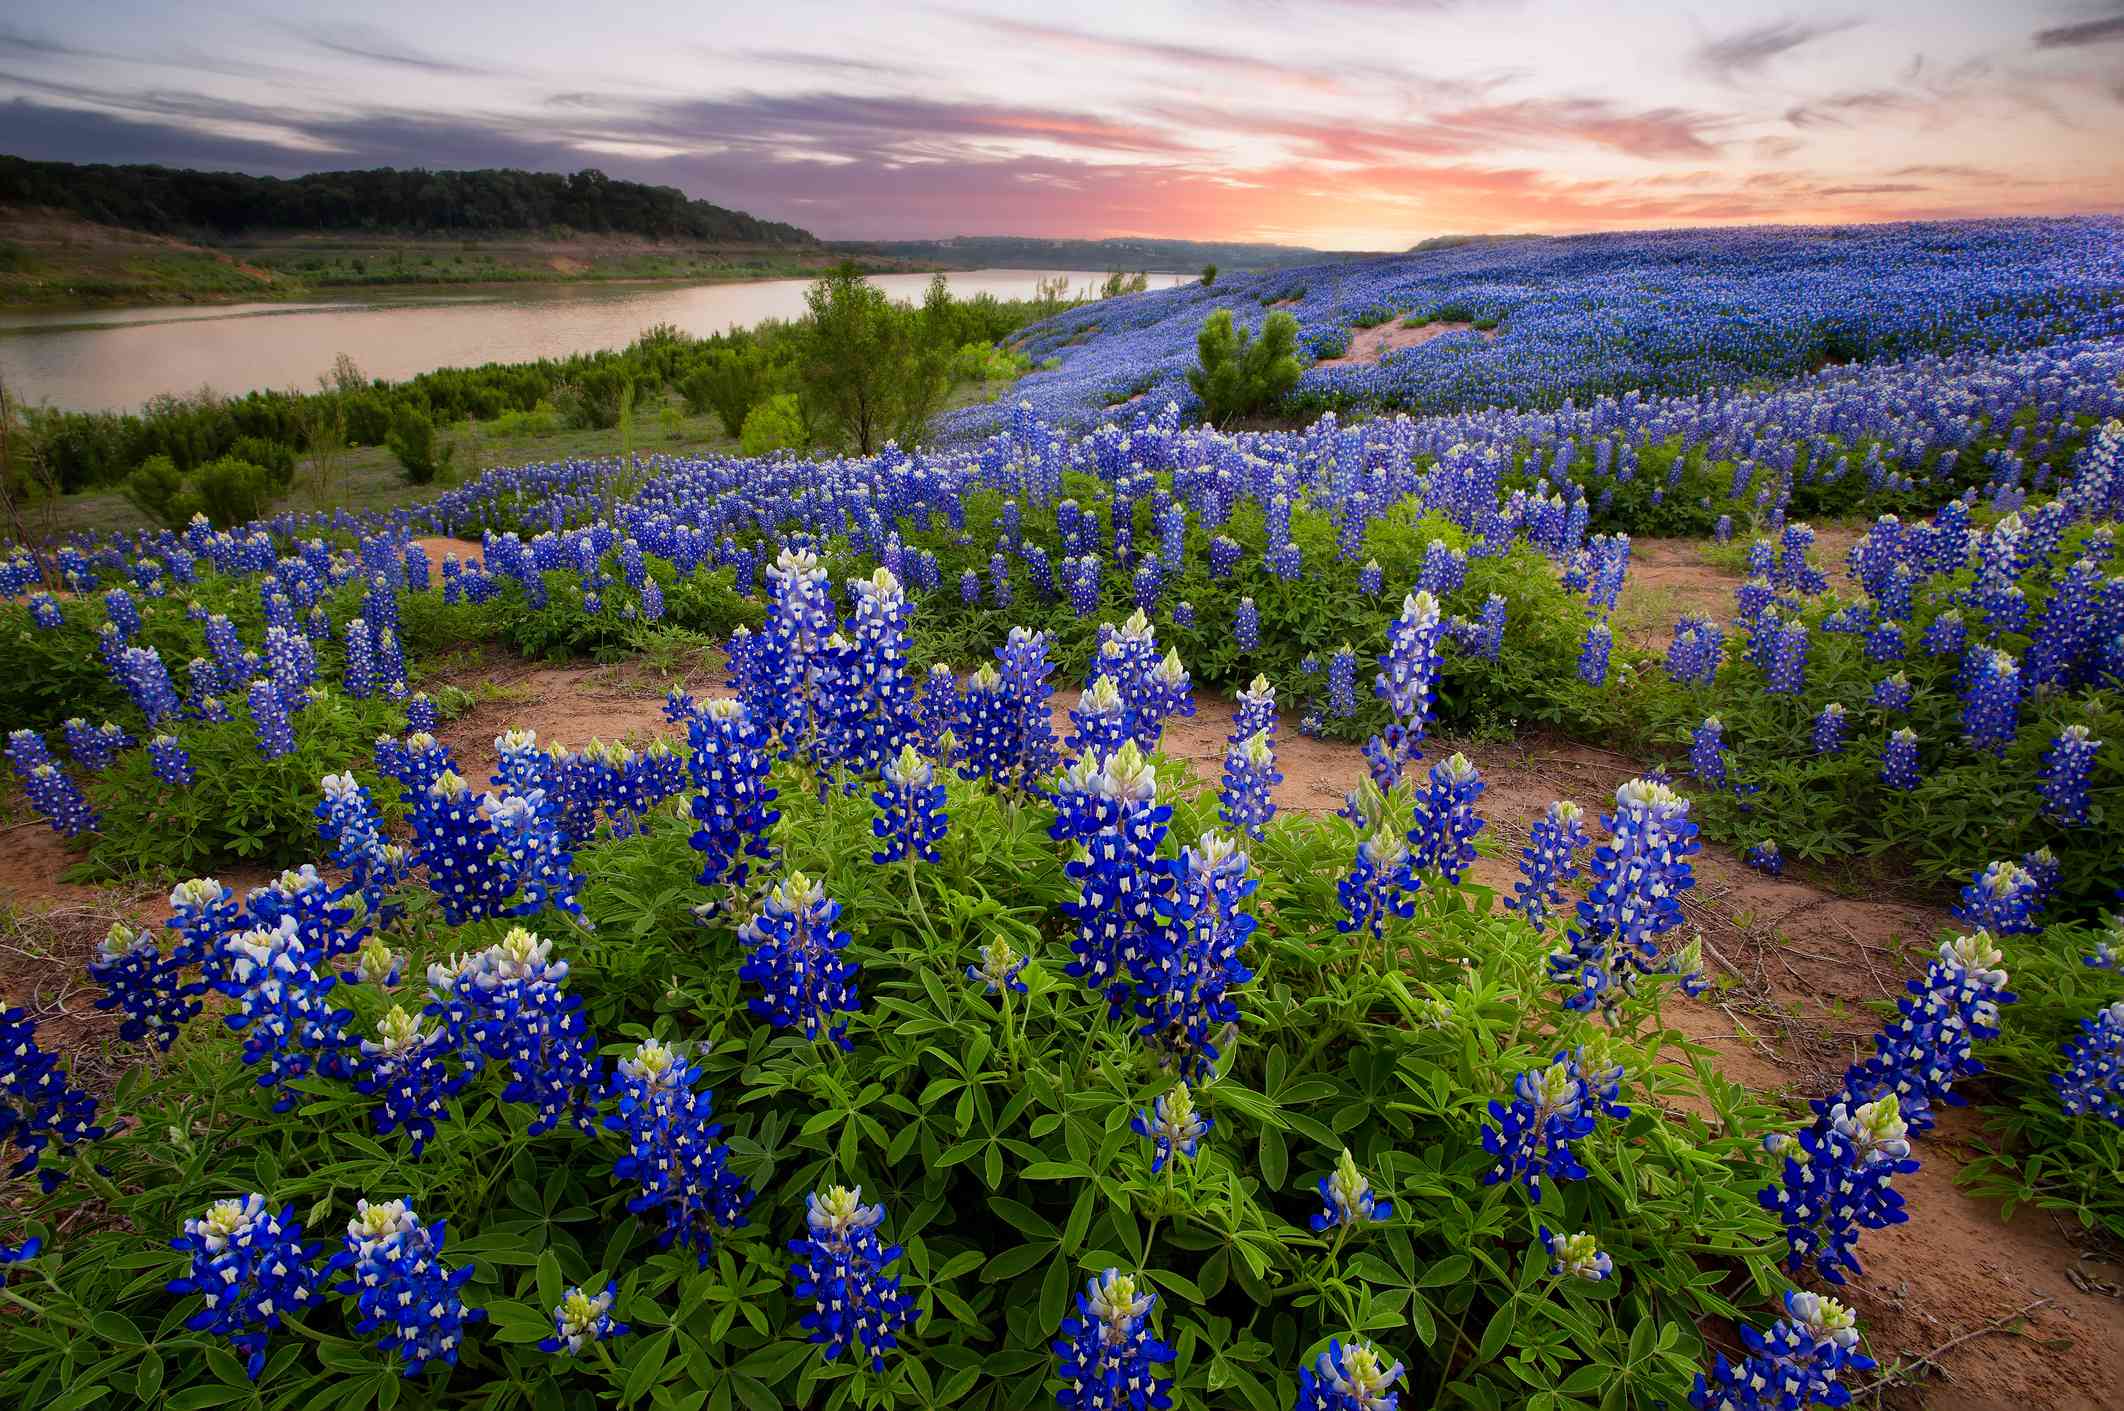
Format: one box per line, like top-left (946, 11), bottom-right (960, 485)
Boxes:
top-left (296, 25), bottom-right (495, 77)
top-left (1696, 19), bottom-right (1857, 81)
top-left (1152, 94), bottom-right (1728, 162)
top-left (1785, 89), bottom-right (1918, 127)
top-left (2032, 13), bottom-right (2124, 48)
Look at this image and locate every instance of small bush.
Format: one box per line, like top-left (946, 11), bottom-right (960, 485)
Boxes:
top-left (178, 455), bottom-right (276, 526)
top-left (1187, 309), bottom-right (1302, 426)
top-left (739, 393), bottom-right (806, 456)
top-left (119, 453), bottom-right (188, 530)
top-left (387, 405), bottom-right (454, 485)
top-left (227, 435), bottom-right (297, 490)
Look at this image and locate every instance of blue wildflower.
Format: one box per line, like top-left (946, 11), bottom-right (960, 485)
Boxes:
top-left (1134, 1081), bottom-right (1210, 1173)
top-left (330, 1199), bottom-right (482, 1376)
top-left (1218, 729), bottom-right (1280, 840)
top-left (2054, 1001), bottom-right (2124, 1126)
top-left (787, 1186), bottom-right (916, 1373)
top-left (1880, 727), bottom-right (1920, 791)
top-left (542, 1283), bottom-right (629, 1356)
top-left (1296, 1338), bottom-right (1405, 1411)
top-left (871, 743), bottom-right (949, 864)
top-left (1313, 1148), bottom-right (1392, 1233)
top-left (1054, 1269), bottom-right (1174, 1411)
top-left (166, 1195), bottom-right (324, 1381)
top-left (604, 1040), bottom-right (754, 1265)
top-left (2039, 725), bottom-right (2099, 826)
top-left (737, 873), bottom-right (861, 1050)
top-left (1510, 800), bottom-right (1590, 933)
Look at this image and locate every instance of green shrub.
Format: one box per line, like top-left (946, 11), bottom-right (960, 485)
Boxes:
top-left (119, 453), bottom-right (188, 530)
top-left (176, 455), bottom-right (275, 526)
top-left (83, 691), bottom-right (402, 876)
top-left (1187, 309), bottom-right (1302, 427)
top-left (227, 435), bottom-right (298, 490)
top-left (387, 406), bottom-right (455, 485)
top-left (1201, 262), bottom-right (1218, 286)
top-left (739, 393), bottom-right (807, 456)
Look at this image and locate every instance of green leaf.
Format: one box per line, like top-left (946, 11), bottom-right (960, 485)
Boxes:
top-left (625, 1329), bottom-right (675, 1405)
top-left (1259, 1126), bottom-right (1288, 1194)
top-left (537, 1249), bottom-right (563, 1315)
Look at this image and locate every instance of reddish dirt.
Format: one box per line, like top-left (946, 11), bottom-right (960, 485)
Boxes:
top-left (1316, 319), bottom-right (1498, 368)
top-left (413, 536), bottom-right (486, 567)
top-left (4, 659), bottom-right (2119, 1405)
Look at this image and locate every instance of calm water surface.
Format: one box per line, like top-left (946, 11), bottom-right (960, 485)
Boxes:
top-left (0, 270), bottom-right (1187, 412)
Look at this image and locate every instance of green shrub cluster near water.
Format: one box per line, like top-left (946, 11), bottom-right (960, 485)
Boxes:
top-left (5, 267), bottom-right (1079, 499)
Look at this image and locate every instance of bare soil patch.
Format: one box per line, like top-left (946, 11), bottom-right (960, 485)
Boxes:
top-left (1317, 320), bottom-right (1497, 369)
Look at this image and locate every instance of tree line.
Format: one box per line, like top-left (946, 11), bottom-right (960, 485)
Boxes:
top-left (0, 156), bottom-right (816, 245)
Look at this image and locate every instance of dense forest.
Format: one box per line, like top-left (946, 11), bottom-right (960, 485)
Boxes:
top-left (0, 156), bottom-right (817, 244)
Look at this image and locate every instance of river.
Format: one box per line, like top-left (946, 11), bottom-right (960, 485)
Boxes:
top-left (0, 269), bottom-right (1189, 413)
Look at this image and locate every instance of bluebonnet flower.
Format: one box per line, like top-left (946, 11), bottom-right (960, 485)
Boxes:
top-left (406, 693), bottom-right (438, 734)
top-left (355, 1005), bottom-right (462, 1155)
top-left (1481, 1047), bottom-right (1628, 1201)
top-left (1542, 1227), bottom-right (1612, 1283)
top-left (166, 1195), bottom-right (324, 1380)
top-left (1359, 558), bottom-right (1384, 596)
top-left (1665, 614), bottom-right (1724, 685)
top-left (1171, 599), bottom-right (1194, 629)
top-left (2053, 1001), bottom-right (2124, 1125)
top-left (1690, 717), bottom-right (1728, 790)
top-left (1765, 619), bottom-right (1808, 695)
top-left (0, 1007), bottom-right (104, 1189)
top-left (1219, 729), bottom-right (1280, 840)
top-left (148, 733), bottom-right (194, 787)
top-left (1864, 620), bottom-right (1905, 663)
top-left (21, 763), bottom-right (98, 837)
top-left (408, 770), bottom-right (580, 925)
top-left (1234, 596), bottom-right (1259, 651)
top-left (89, 921), bottom-right (201, 1049)
top-left (1068, 676), bottom-right (1131, 761)
top-left (1880, 728), bottom-right (1920, 791)
top-left (684, 698), bottom-right (780, 898)
top-left (117, 646), bottom-right (182, 726)
top-left (247, 678), bottom-right (297, 760)
top-left (217, 917), bottom-right (354, 1111)
top-left (330, 1199), bottom-right (482, 1376)
top-left (1313, 1148), bottom-right (1392, 1233)
top-left (429, 928), bottom-right (600, 1134)
top-left (1959, 647), bottom-right (2021, 757)
top-left (1745, 840), bottom-right (1784, 876)
top-left (992, 626), bottom-right (1064, 793)
top-left (872, 742), bottom-right (949, 864)
top-left (1812, 702), bottom-right (1848, 755)
top-left (1134, 1081), bottom-right (1210, 1173)
top-left (102, 586), bottom-right (141, 638)
top-left (343, 618), bottom-right (376, 698)
top-left (1337, 785), bottom-right (1420, 944)
top-left (2039, 725), bottom-right (2100, 826)
top-left (1768, 933), bottom-right (2013, 1280)
top-left (787, 1186), bottom-right (916, 1373)
top-left (1376, 590), bottom-right (1444, 740)
top-left (64, 717), bottom-right (126, 771)
top-left (1210, 534), bottom-right (1242, 577)
top-left (2021, 847), bottom-right (2061, 911)
top-left (738, 873), bottom-right (861, 1050)
top-left (1510, 800), bottom-right (1590, 933)
top-left (0, 1236), bottom-right (41, 1269)
top-left (542, 1283), bottom-right (628, 1356)
top-left (1056, 742), bottom-right (1171, 1008)
top-left (1547, 779), bottom-right (1700, 1013)
top-left (605, 1040), bottom-right (754, 1265)
top-left (1690, 1291), bottom-right (1874, 1411)
top-left (1137, 832), bottom-right (1256, 1078)
top-left (1231, 674), bottom-right (1277, 744)
top-left (1054, 1269), bottom-right (1174, 1411)
top-left (967, 934), bottom-right (1028, 994)
top-left (27, 593), bottom-right (62, 629)
top-left (317, 773), bottom-right (408, 914)
top-left (1921, 608), bottom-right (1966, 658)
top-left (1408, 753), bottom-right (1484, 883)
top-left (1952, 860), bottom-right (2041, 936)
top-left (1327, 645), bottom-right (1357, 717)
top-left (1295, 1338), bottom-right (1405, 1411)
top-left (1577, 620), bottom-right (1612, 686)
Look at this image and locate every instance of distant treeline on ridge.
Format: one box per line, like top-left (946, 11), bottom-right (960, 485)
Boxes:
top-left (0, 155), bottom-right (818, 245)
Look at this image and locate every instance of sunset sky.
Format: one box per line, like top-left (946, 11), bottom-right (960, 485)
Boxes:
top-left (4, 1), bottom-right (2123, 248)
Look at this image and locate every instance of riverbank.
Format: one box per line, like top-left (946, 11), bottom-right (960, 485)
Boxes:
top-left (0, 207), bottom-right (936, 310)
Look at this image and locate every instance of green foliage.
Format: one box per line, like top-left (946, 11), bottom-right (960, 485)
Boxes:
top-left (1187, 310), bottom-right (1302, 427)
top-left (181, 455), bottom-right (277, 527)
top-left (118, 452), bottom-right (189, 530)
top-left (227, 435), bottom-right (298, 491)
top-left (1099, 271), bottom-right (1151, 299)
top-left (82, 691), bottom-right (404, 876)
top-left (798, 263), bottom-right (951, 454)
top-left (1, 750), bottom-right (1786, 1411)
top-left (1201, 263), bottom-right (1218, 287)
top-left (387, 405), bottom-right (455, 485)
top-left (1961, 919), bottom-right (2124, 1239)
top-left (682, 345), bottom-right (779, 437)
top-left (739, 393), bottom-right (807, 457)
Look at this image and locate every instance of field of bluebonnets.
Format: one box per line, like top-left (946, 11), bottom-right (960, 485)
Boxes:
top-left (1, 218), bottom-right (2122, 1411)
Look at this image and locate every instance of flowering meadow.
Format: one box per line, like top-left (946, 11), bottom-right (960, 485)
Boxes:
top-left (3, 219), bottom-right (2123, 1409)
